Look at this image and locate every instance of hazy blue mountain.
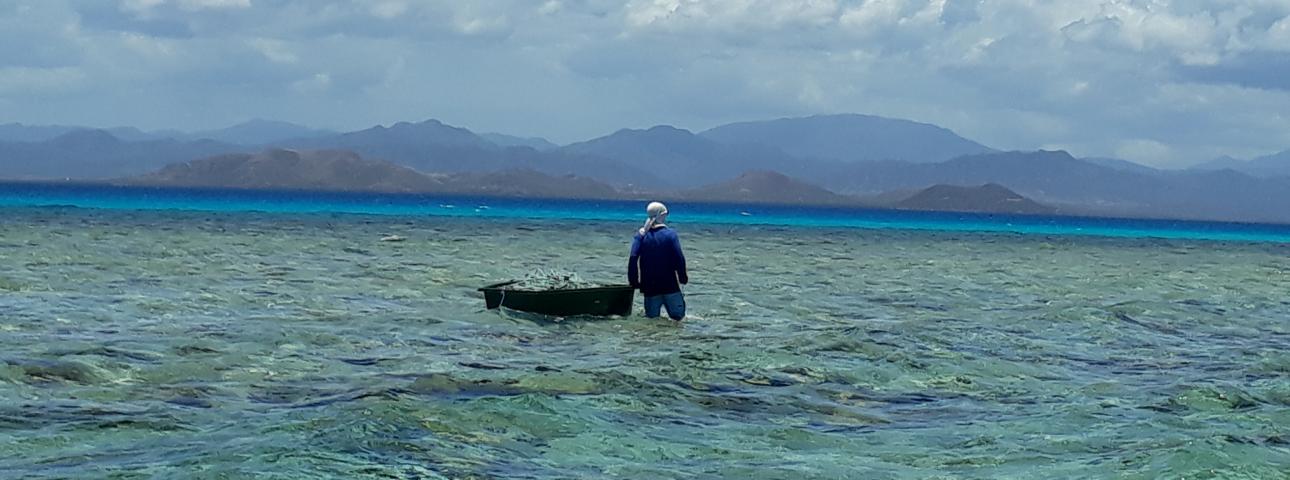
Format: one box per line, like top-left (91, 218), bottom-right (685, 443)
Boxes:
top-left (0, 123), bottom-right (193, 143)
top-left (892, 183), bottom-right (1055, 215)
top-left (699, 114), bottom-right (994, 163)
top-left (1193, 155), bottom-right (1243, 171)
top-left (282, 119), bottom-right (508, 172)
top-left (804, 150), bottom-right (1290, 223)
top-left (1082, 157), bottom-right (1160, 174)
top-left (561, 125), bottom-right (803, 187)
top-left (446, 169), bottom-right (622, 199)
top-left (0, 130), bottom-right (245, 180)
top-left (682, 170), bottom-right (854, 205)
top-left (525, 148), bottom-right (672, 189)
top-left (126, 148), bottom-right (446, 192)
top-left (320, 119), bottom-right (495, 149)
top-left (281, 119), bottom-right (666, 187)
top-left (1192, 151), bottom-right (1290, 178)
top-left (189, 119), bottom-right (335, 145)
top-left (0, 123), bottom-right (184, 142)
top-left (104, 126), bottom-right (178, 142)
top-left (289, 119), bottom-right (496, 158)
top-left (481, 133), bottom-right (558, 150)
top-left (123, 148), bottom-right (624, 199)
top-left (7, 115), bottom-right (1290, 223)
top-left (0, 123), bottom-right (83, 142)
top-left (1146, 168), bottom-right (1290, 223)
top-left (0, 118), bottom-right (662, 188)
top-left (803, 150), bottom-right (1144, 206)
top-left (940, 151), bottom-right (1152, 204)
top-left (1240, 150), bottom-right (1290, 177)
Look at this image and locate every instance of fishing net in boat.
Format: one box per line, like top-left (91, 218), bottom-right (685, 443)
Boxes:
top-left (509, 268), bottom-right (600, 291)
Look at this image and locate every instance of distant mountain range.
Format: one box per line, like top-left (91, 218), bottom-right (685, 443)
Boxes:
top-left (480, 133), bottom-right (558, 150)
top-left (795, 150), bottom-right (1290, 223)
top-left (1082, 157), bottom-right (1161, 174)
top-left (0, 123), bottom-right (88, 142)
top-left (699, 114), bottom-right (995, 163)
top-left (0, 119), bottom-right (333, 144)
top-left (124, 149), bottom-right (623, 199)
top-left (3, 114), bottom-right (1290, 223)
top-left (0, 129), bottom-right (241, 179)
top-left (1195, 150), bottom-right (1290, 178)
top-left (127, 149), bottom-right (443, 192)
top-left (118, 148), bottom-right (1057, 216)
top-left (190, 119), bottom-right (336, 145)
top-left (561, 125), bottom-right (803, 187)
top-left (680, 170), bottom-right (853, 205)
top-left (893, 183), bottom-right (1055, 215)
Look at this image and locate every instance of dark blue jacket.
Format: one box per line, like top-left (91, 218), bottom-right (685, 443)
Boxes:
top-left (628, 226), bottom-right (688, 296)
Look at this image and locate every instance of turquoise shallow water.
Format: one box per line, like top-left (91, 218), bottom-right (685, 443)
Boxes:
top-left (1, 192), bottom-right (1290, 478)
top-left (4, 183), bottom-right (1290, 243)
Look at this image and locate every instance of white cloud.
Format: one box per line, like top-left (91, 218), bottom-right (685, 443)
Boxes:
top-left (123, 0), bottom-right (251, 12)
top-left (370, 1), bottom-right (409, 20)
top-left (248, 38), bottom-right (297, 64)
top-left (119, 31), bottom-right (178, 58)
top-left (624, 0), bottom-right (684, 28)
top-left (625, 0), bottom-right (841, 31)
top-left (454, 14), bottom-right (509, 35)
top-left (181, 0), bottom-right (251, 9)
top-left (291, 72), bottom-right (331, 94)
top-left (1267, 14), bottom-right (1290, 50)
top-left (539, 1), bottom-right (563, 15)
top-left (839, 0), bottom-right (943, 32)
top-left (1115, 139), bottom-right (1175, 167)
top-left (121, 0), bottom-right (166, 12)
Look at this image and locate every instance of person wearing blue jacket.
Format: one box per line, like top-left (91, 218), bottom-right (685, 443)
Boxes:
top-left (628, 201), bottom-right (688, 320)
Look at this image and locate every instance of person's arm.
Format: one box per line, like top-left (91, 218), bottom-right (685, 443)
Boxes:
top-left (671, 232), bottom-right (688, 285)
top-left (627, 235), bottom-right (642, 288)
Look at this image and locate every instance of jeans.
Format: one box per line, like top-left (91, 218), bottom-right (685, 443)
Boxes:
top-left (643, 292), bottom-right (686, 320)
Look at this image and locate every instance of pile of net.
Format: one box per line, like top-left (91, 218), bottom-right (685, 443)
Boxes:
top-left (509, 268), bottom-right (600, 291)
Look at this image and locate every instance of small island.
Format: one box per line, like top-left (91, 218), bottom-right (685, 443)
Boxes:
top-left (682, 170), bottom-right (854, 205)
top-left (892, 183), bottom-right (1056, 215)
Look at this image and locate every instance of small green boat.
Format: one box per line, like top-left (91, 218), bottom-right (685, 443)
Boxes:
top-left (478, 281), bottom-right (636, 317)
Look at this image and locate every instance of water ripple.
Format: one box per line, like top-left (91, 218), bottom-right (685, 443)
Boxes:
top-left (1, 208), bottom-right (1288, 478)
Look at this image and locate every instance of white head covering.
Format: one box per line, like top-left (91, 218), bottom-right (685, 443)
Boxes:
top-left (639, 201), bottom-right (668, 235)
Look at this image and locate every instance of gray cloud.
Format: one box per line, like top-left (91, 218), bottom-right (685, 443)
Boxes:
top-left (1177, 51), bottom-right (1290, 91)
top-left (0, 3), bottom-right (88, 69)
top-left (73, 1), bottom-right (195, 38)
top-left (1, 0), bottom-right (1289, 167)
top-left (940, 0), bottom-right (980, 26)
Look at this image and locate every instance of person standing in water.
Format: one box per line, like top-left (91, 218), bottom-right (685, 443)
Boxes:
top-left (628, 202), bottom-right (688, 320)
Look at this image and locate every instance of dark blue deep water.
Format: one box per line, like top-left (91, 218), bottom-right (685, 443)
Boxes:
top-left (2, 182), bottom-right (1289, 243)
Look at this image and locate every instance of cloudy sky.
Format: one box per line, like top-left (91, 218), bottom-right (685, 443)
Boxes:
top-left (2, 0), bottom-right (1289, 166)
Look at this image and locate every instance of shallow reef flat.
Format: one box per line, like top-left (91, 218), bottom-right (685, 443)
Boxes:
top-left (1, 207), bottom-right (1289, 479)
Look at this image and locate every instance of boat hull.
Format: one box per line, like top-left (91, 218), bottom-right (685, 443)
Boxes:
top-left (478, 281), bottom-right (636, 317)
